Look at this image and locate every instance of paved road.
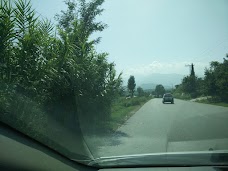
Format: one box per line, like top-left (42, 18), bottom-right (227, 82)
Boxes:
top-left (85, 98), bottom-right (228, 158)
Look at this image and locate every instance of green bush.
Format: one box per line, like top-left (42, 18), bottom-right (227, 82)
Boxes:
top-left (118, 96), bottom-right (151, 108)
top-left (131, 99), bottom-right (141, 106)
top-left (124, 101), bottom-right (131, 107)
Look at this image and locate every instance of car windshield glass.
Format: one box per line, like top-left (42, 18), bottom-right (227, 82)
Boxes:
top-left (1, 0), bottom-right (228, 168)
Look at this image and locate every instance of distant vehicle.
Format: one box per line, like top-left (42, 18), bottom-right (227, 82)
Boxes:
top-left (162, 93), bottom-right (174, 104)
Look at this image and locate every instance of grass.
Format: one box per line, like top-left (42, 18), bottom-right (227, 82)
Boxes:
top-left (173, 93), bottom-right (228, 107)
top-left (109, 96), bottom-right (152, 131)
top-left (195, 98), bottom-right (228, 107)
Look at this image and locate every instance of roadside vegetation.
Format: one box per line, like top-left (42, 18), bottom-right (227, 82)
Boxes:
top-left (0, 0), bottom-right (123, 152)
top-left (195, 98), bottom-right (228, 108)
top-left (172, 58), bottom-right (228, 107)
top-left (109, 96), bottom-right (152, 131)
top-left (0, 0), bottom-right (153, 147)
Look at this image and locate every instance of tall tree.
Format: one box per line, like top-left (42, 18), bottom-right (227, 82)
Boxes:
top-left (190, 63), bottom-right (195, 77)
top-left (155, 84), bottom-right (165, 97)
top-left (50, 0), bottom-right (122, 123)
top-left (137, 86), bottom-right (144, 97)
top-left (182, 75), bottom-right (197, 98)
top-left (181, 63), bottom-right (197, 98)
top-left (204, 57), bottom-right (228, 102)
top-left (0, 0), bottom-right (15, 84)
top-left (128, 76), bottom-right (136, 97)
top-left (0, 0), bottom-right (123, 136)
top-left (204, 61), bottom-right (219, 97)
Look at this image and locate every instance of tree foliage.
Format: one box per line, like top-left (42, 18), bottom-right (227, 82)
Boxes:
top-left (173, 55), bottom-right (228, 102)
top-left (204, 58), bottom-right (228, 101)
top-left (137, 87), bottom-right (144, 97)
top-left (128, 75), bottom-right (136, 97)
top-left (0, 0), bottom-right (122, 135)
top-left (181, 75), bottom-right (197, 98)
top-left (155, 84), bottom-right (165, 97)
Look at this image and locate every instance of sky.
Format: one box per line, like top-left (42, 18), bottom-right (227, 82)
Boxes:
top-left (31, 0), bottom-right (228, 83)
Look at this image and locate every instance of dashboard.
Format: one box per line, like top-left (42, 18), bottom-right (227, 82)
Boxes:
top-left (0, 123), bottom-right (227, 171)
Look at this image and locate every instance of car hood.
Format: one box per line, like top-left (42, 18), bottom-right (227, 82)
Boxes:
top-left (89, 151), bottom-right (228, 168)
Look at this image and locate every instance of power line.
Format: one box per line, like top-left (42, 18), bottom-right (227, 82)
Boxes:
top-left (189, 37), bottom-right (228, 63)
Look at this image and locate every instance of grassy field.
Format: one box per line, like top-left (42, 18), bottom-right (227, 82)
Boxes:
top-left (109, 96), bottom-right (152, 131)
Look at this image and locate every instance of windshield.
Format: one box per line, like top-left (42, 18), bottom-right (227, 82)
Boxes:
top-left (164, 94), bottom-right (172, 97)
top-left (1, 0), bottom-right (228, 168)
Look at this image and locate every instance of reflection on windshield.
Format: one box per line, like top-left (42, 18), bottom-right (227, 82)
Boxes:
top-left (0, 0), bottom-right (228, 166)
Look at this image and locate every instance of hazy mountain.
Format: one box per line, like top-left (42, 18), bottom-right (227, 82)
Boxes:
top-left (140, 83), bottom-right (172, 90)
top-left (140, 83), bottom-right (157, 90)
top-left (137, 73), bottom-right (184, 90)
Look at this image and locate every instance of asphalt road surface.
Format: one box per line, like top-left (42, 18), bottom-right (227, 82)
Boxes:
top-left (85, 98), bottom-right (228, 158)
